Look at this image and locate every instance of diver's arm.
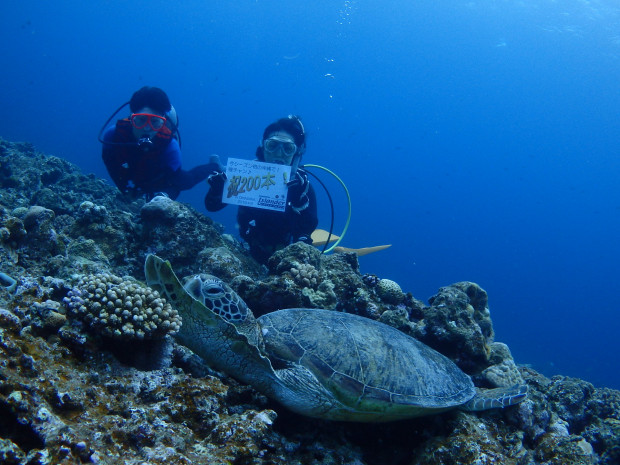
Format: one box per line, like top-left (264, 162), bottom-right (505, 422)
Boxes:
top-left (101, 142), bottom-right (130, 193)
top-left (169, 162), bottom-right (220, 191)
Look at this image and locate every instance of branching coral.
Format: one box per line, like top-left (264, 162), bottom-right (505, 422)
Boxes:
top-left (64, 273), bottom-right (180, 340)
top-left (288, 263), bottom-right (319, 289)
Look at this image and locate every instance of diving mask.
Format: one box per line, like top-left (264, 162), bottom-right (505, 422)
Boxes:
top-left (263, 137), bottom-right (297, 157)
top-left (131, 113), bottom-right (167, 132)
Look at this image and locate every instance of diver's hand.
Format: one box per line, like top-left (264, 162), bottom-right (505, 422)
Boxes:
top-left (287, 171), bottom-right (310, 213)
top-left (286, 171), bottom-right (308, 191)
top-left (209, 154), bottom-right (225, 172)
top-left (207, 171), bottom-right (227, 191)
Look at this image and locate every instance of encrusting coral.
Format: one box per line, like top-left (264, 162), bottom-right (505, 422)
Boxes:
top-left (63, 273), bottom-right (180, 340)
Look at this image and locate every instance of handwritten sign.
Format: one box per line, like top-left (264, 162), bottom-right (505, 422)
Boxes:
top-left (223, 158), bottom-right (291, 212)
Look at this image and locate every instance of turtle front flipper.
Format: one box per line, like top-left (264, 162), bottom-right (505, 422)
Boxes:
top-left (145, 254), bottom-right (230, 342)
top-left (144, 255), bottom-right (278, 393)
top-left (145, 254), bottom-right (183, 301)
top-left (461, 384), bottom-right (528, 411)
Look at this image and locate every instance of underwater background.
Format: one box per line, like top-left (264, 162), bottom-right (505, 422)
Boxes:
top-left (1, 0), bottom-right (618, 390)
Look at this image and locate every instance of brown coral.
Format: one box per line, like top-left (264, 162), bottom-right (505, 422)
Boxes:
top-left (288, 263), bottom-right (319, 288)
top-left (63, 273), bottom-right (180, 340)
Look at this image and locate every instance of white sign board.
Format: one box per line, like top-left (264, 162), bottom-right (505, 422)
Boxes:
top-left (222, 158), bottom-right (291, 212)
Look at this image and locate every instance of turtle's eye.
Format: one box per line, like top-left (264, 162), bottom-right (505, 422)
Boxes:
top-left (202, 282), bottom-right (227, 300)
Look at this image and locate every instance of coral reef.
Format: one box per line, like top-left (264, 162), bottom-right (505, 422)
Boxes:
top-left (63, 273), bottom-right (180, 340)
top-left (0, 137), bottom-right (618, 464)
top-left (361, 273), bottom-right (380, 287)
top-left (76, 200), bottom-right (109, 225)
top-left (414, 282), bottom-right (495, 374)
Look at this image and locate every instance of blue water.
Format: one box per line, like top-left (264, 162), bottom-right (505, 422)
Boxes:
top-left (2, 1), bottom-right (619, 389)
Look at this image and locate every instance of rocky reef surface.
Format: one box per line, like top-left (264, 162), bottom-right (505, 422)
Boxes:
top-left (0, 137), bottom-right (618, 465)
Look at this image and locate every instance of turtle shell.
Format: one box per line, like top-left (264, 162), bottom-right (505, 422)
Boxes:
top-left (258, 308), bottom-right (475, 417)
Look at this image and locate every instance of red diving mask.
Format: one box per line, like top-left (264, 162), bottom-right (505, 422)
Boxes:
top-left (130, 113), bottom-right (167, 132)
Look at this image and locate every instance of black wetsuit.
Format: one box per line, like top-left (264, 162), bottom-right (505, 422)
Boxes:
top-left (205, 167), bottom-right (318, 264)
top-left (102, 120), bottom-right (216, 200)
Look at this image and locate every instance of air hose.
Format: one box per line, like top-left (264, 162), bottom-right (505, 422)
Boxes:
top-left (302, 164), bottom-right (352, 254)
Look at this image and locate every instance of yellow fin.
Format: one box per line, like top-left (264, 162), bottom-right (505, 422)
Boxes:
top-left (311, 229), bottom-right (340, 246)
top-left (333, 244), bottom-right (392, 257)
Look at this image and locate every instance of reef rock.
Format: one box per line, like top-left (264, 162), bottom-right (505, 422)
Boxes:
top-left (0, 137), bottom-right (618, 464)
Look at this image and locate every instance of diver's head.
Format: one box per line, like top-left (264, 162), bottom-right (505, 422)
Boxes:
top-left (129, 86), bottom-right (178, 145)
top-left (257, 115), bottom-right (306, 165)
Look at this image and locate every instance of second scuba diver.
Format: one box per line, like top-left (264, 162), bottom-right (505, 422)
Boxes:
top-left (205, 115), bottom-right (318, 264)
top-left (101, 86), bottom-right (218, 201)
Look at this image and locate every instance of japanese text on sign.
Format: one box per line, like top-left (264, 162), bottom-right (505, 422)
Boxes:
top-left (222, 158), bottom-right (291, 212)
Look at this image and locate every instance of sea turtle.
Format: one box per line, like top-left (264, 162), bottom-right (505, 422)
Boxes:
top-left (145, 255), bottom-right (527, 422)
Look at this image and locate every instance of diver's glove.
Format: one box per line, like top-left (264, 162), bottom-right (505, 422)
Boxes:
top-left (287, 171), bottom-right (310, 214)
top-left (205, 170), bottom-right (227, 212)
top-left (207, 171), bottom-right (227, 193)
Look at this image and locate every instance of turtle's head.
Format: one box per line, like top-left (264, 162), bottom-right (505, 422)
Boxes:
top-left (182, 274), bottom-right (250, 323)
top-left (182, 273), bottom-right (263, 350)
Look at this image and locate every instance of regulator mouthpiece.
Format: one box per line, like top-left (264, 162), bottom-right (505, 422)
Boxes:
top-left (137, 137), bottom-right (153, 149)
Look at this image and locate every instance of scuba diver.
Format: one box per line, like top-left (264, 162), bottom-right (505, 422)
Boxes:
top-left (205, 115), bottom-right (318, 264)
top-left (100, 86), bottom-right (217, 200)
